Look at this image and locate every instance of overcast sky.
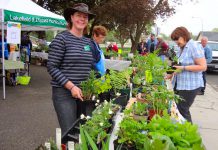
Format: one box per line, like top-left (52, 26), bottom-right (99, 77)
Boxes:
top-left (156, 0), bottom-right (218, 36)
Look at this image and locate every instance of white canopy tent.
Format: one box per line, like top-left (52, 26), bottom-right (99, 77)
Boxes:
top-left (1, 0), bottom-right (67, 99)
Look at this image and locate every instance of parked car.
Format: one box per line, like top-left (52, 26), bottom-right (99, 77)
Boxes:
top-left (197, 41), bottom-right (218, 71)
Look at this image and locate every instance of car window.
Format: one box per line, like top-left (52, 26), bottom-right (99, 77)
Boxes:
top-left (197, 41), bottom-right (218, 51)
top-left (207, 43), bottom-right (218, 51)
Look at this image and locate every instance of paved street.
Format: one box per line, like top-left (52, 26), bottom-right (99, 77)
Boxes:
top-left (0, 65), bottom-right (58, 150)
top-left (207, 70), bottom-right (218, 92)
top-left (191, 72), bottom-right (218, 150)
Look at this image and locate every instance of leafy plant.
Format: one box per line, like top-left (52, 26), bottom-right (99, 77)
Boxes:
top-left (93, 74), bottom-right (112, 95)
top-left (82, 101), bottom-right (119, 143)
top-left (133, 102), bottom-right (148, 116)
top-left (145, 114), bottom-right (205, 150)
top-left (109, 69), bottom-right (131, 94)
top-left (117, 116), bottom-right (148, 149)
top-left (77, 117), bottom-right (114, 150)
top-left (80, 71), bottom-right (113, 100)
top-left (80, 70), bottom-right (96, 100)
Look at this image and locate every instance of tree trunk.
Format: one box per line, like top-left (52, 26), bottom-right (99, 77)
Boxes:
top-left (121, 43), bottom-right (124, 49)
top-left (131, 40), bottom-right (137, 53)
top-left (130, 33), bottom-right (141, 53)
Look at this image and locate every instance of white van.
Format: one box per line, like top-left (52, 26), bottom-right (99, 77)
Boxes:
top-left (197, 41), bottom-right (218, 71)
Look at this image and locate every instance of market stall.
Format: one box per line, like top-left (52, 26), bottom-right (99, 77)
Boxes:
top-left (38, 52), bottom-right (205, 150)
top-left (0, 0), bottom-right (67, 99)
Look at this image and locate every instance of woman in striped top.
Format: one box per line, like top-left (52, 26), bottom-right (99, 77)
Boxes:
top-left (47, 3), bottom-right (96, 134)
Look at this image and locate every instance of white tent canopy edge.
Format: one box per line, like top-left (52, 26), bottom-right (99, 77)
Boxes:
top-left (1, 0), bottom-right (67, 99)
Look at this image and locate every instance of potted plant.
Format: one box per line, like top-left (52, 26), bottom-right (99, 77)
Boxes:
top-left (80, 101), bottom-right (120, 148)
top-left (93, 74), bottom-right (112, 102)
top-left (115, 116), bottom-right (148, 150)
top-left (80, 71), bottom-right (98, 116)
top-left (109, 69), bottom-right (131, 107)
top-left (132, 102), bottom-right (148, 121)
top-left (145, 85), bottom-right (177, 120)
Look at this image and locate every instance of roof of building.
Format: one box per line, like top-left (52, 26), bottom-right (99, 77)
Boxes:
top-left (196, 31), bottom-right (218, 42)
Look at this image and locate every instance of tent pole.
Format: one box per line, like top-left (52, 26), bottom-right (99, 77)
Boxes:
top-left (1, 10), bottom-right (6, 100)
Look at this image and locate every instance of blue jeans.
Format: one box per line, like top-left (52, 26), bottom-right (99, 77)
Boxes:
top-left (201, 71), bottom-right (206, 93)
top-left (52, 87), bottom-right (79, 135)
top-left (159, 55), bottom-right (165, 62)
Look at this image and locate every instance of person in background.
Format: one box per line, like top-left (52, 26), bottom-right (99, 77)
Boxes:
top-left (112, 42), bottom-right (118, 52)
top-left (0, 30), bottom-right (9, 59)
top-left (156, 34), bottom-right (169, 61)
top-left (137, 38), bottom-right (147, 55)
top-left (199, 36), bottom-right (212, 95)
top-left (146, 33), bottom-right (158, 53)
top-left (168, 26), bottom-right (207, 123)
top-left (21, 32), bottom-right (32, 62)
top-left (47, 3), bottom-right (97, 134)
top-left (92, 25), bottom-right (107, 76)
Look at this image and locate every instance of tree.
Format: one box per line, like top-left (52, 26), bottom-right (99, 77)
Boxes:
top-left (33, 0), bottom-right (190, 52)
top-left (114, 26), bottom-right (129, 49)
top-left (212, 28), bottom-right (218, 32)
top-left (95, 0), bottom-right (177, 52)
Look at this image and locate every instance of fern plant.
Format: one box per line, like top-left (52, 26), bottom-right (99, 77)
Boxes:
top-left (109, 69), bottom-right (131, 94)
top-left (80, 71), bottom-right (96, 100)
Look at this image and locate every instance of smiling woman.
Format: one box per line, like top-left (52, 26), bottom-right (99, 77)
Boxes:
top-left (47, 3), bottom-right (99, 135)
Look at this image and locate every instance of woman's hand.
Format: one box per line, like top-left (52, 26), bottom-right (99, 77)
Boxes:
top-left (164, 74), bottom-right (174, 80)
top-left (173, 65), bottom-right (184, 71)
top-left (71, 86), bottom-right (83, 101)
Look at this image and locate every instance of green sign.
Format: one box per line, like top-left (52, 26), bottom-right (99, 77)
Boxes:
top-left (84, 45), bottom-right (91, 51)
top-left (4, 10), bottom-right (67, 28)
top-left (145, 70), bottom-right (153, 83)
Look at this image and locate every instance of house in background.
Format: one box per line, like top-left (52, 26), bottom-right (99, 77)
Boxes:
top-left (196, 31), bottom-right (218, 42)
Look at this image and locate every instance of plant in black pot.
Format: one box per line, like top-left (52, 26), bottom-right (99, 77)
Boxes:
top-left (132, 102), bottom-right (148, 122)
top-left (167, 55), bottom-right (182, 74)
top-left (82, 101), bottom-right (120, 146)
top-left (115, 116), bottom-right (148, 150)
top-left (93, 74), bottom-right (112, 102)
top-left (146, 85), bottom-right (176, 121)
top-left (80, 71), bottom-right (98, 116)
top-left (109, 69), bottom-right (131, 107)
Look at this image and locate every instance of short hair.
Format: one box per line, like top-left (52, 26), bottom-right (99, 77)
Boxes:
top-left (92, 25), bottom-right (107, 37)
top-left (201, 36), bottom-right (208, 41)
top-left (171, 26), bottom-right (191, 42)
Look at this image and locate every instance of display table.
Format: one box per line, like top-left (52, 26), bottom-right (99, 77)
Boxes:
top-left (30, 53), bottom-right (132, 71)
top-left (105, 59), bottom-right (131, 71)
top-left (1, 60), bottom-right (24, 70)
top-left (31, 52), bottom-right (48, 60)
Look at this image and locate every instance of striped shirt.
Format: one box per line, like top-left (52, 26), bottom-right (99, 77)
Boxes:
top-left (175, 39), bottom-right (204, 90)
top-left (47, 30), bottom-right (95, 87)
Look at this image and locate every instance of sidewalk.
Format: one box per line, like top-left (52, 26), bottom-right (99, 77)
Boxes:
top-left (191, 84), bottom-right (218, 150)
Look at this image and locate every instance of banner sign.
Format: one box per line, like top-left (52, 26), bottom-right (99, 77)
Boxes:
top-left (7, 22), bottom-right (21, 44)
top-left (4, 10), bottom-right (66, 28)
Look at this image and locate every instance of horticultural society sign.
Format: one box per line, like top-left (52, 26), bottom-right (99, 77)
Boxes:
top-left (4, 10), bottom-right (66, 28)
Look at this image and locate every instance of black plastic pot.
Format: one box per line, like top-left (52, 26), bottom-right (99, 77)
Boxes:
top-left (114, 139), bottom-right (136, 150)
top-left (111, 93), bottom-right (128, 108)
top-left (120, 88), bottom-right (130, 100)
top-left (171, 62), bottom-right (181, 69)
top-left (61, 118), bottom-right (86, 144)
top-left (99, 91), bottom-right (111, 102)
top-left (78, 100), bottom-right (96, 116)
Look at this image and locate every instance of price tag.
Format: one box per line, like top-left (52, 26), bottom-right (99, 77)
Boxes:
top-left (56, 128), bottom-right (61, 150)
top-left (145, 70), bottom-right (152, 83)
top-left (68, 141), bottom-right (75, 150)
top-left (118, 49), bottom-right (122, 54)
